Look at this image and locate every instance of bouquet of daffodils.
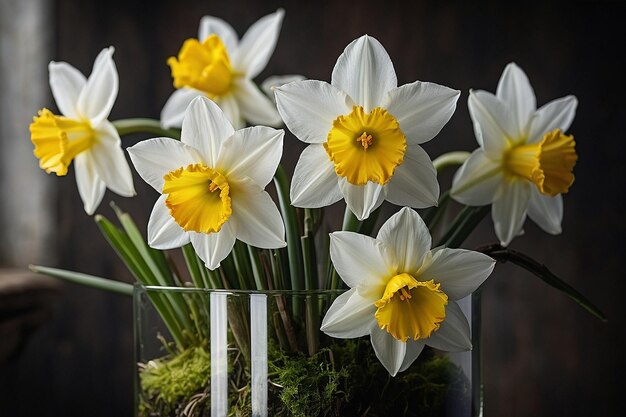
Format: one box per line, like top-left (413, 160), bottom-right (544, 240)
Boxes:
top-left (28, 9), bottom-right (604, 417)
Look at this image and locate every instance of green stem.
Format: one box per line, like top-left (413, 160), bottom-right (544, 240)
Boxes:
top-left (471, 291), bottom-right (484, 417)
top-left (301, 235), bottom-right (320, 354)
top-left (182, 244), bottom-right (204, 288)
top-left (200, 263), bottom-right (221, 289)
top-left (432, 151), bottom-right (471, 172)
top-left (232, 241), bottom-right (255, 290)
top-left (444, 206), bottom-right (490, 248)
top-left (437, 205), bottom-right (489, 249)
top-left (328, 207), bottom-right (362, 290)
top-left (219, 253), bottom-right (240, 289)
top-left (247, 245), bottom-right (266, 290)
top-left (422, 191), bottom-right (451, 230)
top-left (112, 118), bottom-right (181, 139)
top-left (342, 208), bottom-right (361, 232)
top-left (273, 165), bottom-right (303, 291)
top-left (357, 205), bottom-right (382, 237)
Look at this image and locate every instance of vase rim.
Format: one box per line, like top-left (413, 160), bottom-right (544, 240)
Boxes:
top-left (134, 283), bottom-right (347, 296)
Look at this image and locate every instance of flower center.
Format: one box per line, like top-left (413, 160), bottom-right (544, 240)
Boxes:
top-left (29, 108), bottom-right (95, 176)
top-left (503, 129), bottom-right (577, 196)
top-left (162, 164), bottom-right (232, 234)
top-left (374, 273), bottom-right (448, 342)
top-left (324, 106), bottom-right (406, 185)
top-left (167, 34), bottom-right (234, 99)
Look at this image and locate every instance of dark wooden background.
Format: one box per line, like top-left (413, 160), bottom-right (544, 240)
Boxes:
top-left (1, 0), bottom-right (625, 415)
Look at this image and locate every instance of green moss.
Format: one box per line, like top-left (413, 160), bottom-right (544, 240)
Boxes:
top-left (267, 345), bottom-right (349, 416)
top-left (139, 346), bottom-right (211, 416)
top-left (138, 339), bottom-right (469, 417)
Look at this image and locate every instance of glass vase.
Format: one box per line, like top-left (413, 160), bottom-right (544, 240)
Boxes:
top-left (133, 285), bottom-right (478, 417)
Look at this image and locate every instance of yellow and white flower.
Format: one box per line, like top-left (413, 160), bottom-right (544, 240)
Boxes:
top-left (129, 96), bottom-right (286, 269)
top-left (321, 207), bottom-right (495, 376)
top-left (450, 63), bottom-right (578, 246)
top-left (161, 10), bottom-right (285, 129)
top-left (29, 47), bottom-right (135, 215)
top-left (274, 35), bottom-right (460, 220)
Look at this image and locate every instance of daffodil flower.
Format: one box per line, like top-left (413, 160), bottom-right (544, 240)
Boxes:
top-left (274, 35), bottom-right (460, 220)
top-left (321, 207), bottom-right (495, 376)
top-left (29, 47), bottom-right (135, 215)
top-left (451, 63), bottom-right (578, 246)
top-left (128, 96), bottom-right (286, 269)
top-left (161, 9), bottom-right (285, 129)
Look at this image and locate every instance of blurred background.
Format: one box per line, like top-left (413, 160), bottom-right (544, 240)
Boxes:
top-left (1, 0), bottom-right (624, 415)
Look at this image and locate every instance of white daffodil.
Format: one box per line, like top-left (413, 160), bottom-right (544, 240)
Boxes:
top-left (450, 63), bottom-right (578, 246)
top-left (274, 35), bottom-right (460, 221)
top-left (29, 47), bottom-right (135, 215)
top-left (128, 96), bottom-right (285, 269)
top-left (161, 9), bottom-right (285, 130)
top-left (321, 207), bottom-right (495, 376)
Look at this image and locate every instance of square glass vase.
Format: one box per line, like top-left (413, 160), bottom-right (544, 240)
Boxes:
top-left (133, 285), bottom-right (479, 417)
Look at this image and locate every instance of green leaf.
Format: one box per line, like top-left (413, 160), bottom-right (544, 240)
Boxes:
top-left (29, 265), bottom-right (133, 296)
top-left (479, 244), bottom-right (607, 322)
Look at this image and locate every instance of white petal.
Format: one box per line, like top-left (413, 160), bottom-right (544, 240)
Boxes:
top-left (426, 301), bottom-right (472, 352)
top-left (190, 222), bottom-right (237, 270)
top-left (216, 93), bottom-right (243, 129)
top-left (320, 288), bottom-right (376, 338)
top-left (370, 324), bottom-right (406, 376)
top-left (261, 74), bottom-right (306, 101)
top-left (198, 15), bottom-right (238, 52)
top-left (450, 149), bottom-right (504, 206)
top-left (492, 180), bottom-right (531, 246)
top-left (147, 195), bottom-right (190, 249)
top-left (274, 80), bottom-right (353, 144)
top-left (290, 145), bottom-right (342, 208)
top-left (181, 96), bottom-right (235, 166)
top-left (90, 121), bottom-right (135, 197)
top-left (48, 61), bottom-right (86, 119)
top-left (74, 152), bottom-right (106, 215)
top-left (233, 78), bottom-right (282, 127)
top-left (398, 340), bottom-right (426, 373)
top-left (231, 9), bottom-right (284, 79)
top-left (528, 186), bottom-right (563, 234)
top-left (383, 81), bottom-right (460, 144)
top-left (376, 207), bottom-right (431, 274)
top-left (330, 231), bottom-right (395, 293)
top-left (468, 90), bottom-right (517, 157)
top-left (339, 179), bottom-right (385, 221)
top-left (527, 95), bottom-right (578, 143)
top-left (496, 63), bottom-right (536, 136)
top-left (331, 35), bottom-right (397, 112)
top-left (229, 179), bottom-right (286, 249)
top-left (160, 88), bottom-right (203, 129)
top-left (77, 47), bottom-right (118, 124)
top-left (218, 126), bottom-right (283, 188)
top-left (418, 248), bottom-right (495, 300)
top-left (127, 138), bottom-right (202, 192)
top-left (385, 144), bottom-right (439, 208)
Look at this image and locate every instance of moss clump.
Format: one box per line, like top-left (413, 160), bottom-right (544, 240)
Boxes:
top-left (265, 339), bottom-right (469, 417)
top-left (139, 346), bottom-right (211, 416)
top-left (267, 345), bottom-right (350, 416)
top-left (138, 339), bottom-right (469, 417)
